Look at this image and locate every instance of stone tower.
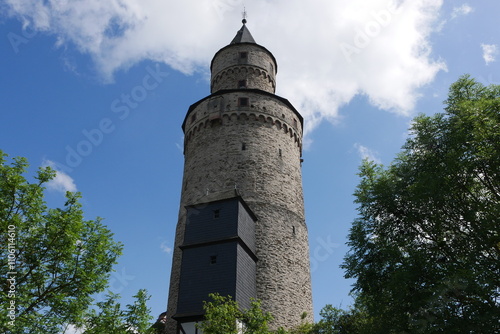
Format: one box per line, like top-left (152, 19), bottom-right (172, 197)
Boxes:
top-left (165, 20), bottom-right (313, 333)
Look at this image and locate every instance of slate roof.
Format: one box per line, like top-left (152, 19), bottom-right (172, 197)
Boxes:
top-left (230, 21), bottom-right (256, 44)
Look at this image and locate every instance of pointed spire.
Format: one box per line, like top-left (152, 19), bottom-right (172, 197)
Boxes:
top-left (230, 9), bottom-right (255, 44)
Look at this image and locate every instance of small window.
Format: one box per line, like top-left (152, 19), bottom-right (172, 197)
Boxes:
top-left (293, 118), bottom-right (298, 127)
top-left (238, 97), bottom-right (249, 107)
top-left (292, 226), bottom-right (296, 235)
top-left (191, 113), bottom-right (196, 122)
top-left (210, 256), bottom-right (217, 264)
top-left (239, 52), bottom-right (248, 59)
top-left (242, 143), bottom-right (246, 151)
top-left (213, 209), bottom-right (220, 218)
top-left (278, 149), bottom-right (282, 157)
top-left (238, 80), bottom-right (247, 88)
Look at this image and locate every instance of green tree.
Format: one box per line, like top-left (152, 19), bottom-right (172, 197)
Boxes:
top-left (83, 289), bottom-right (154, 334)
top-left (197, 294), bottom-right (376, 334)
top-left (198, 293), bottom-right (275, 334)
top-left (122, 289), bottom-right (155, 333)
top-left (197, 293), bottom-right (244, 334)
top-left (0, 151), bottom-right (123, 333)
top-left (198, 294), bottom-right (326, 334)
top-left (82, 292), bottom-right (124, 333)
top-left (342, 76), bottom-right (500, 333)
top-left (241, 298), bottom-right (274, 334)
top-left (311, 304), bottom-right (367, 334)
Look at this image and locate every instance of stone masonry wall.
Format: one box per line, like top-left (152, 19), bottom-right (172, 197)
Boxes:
top-left (164, 91), bottom-right (313, 333)
top-left (211, 44), bottom-right (277, 93)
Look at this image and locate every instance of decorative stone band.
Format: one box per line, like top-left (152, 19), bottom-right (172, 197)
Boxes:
top-left (183, 89), bottom-right (303, 141)
top-left (185, 110), bottom-right (302, 150)
top-left (211, 65), bottom-right (276, 93)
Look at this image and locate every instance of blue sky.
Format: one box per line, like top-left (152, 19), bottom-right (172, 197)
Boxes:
top-left (1, 0), bottom-right (499, 329)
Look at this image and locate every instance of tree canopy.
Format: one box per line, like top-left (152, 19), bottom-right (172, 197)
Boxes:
top-left (197, 293), bottom-right (275, 334)
top-left (0, 151), bottom-right (149, 333)
top-left (83, 289), bottom-right (154, 334)
top-left (197, 294), bottom-right (356, 334)
top-left (342, 75), bottom-right (500, 333)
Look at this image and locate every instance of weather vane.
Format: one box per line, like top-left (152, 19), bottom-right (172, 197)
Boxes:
top-left (242, 6), bottom-right (247, 24)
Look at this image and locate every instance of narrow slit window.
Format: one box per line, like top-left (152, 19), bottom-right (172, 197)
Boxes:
top-left (213, 209), bottom-right (220, 218)
top-left (242, 143), bottom-right (246, 151)
top-left (279, 149), bottom-right (282, 157)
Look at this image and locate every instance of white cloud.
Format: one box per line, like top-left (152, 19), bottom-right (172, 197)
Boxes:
top-left (4, 0), bottom-right (446, 136)
top-left (354, 143), bottom-right (381, 163)
top-left (43, 160), bottom-right (77, 193)
top-left (160, 240), bottom-right (172, 254)
top-left (451, 4), bottom-right (473, 19)
top-left (175, 136), bottom-right (184, 153)
top-left (481, 44), bottom-right (498, 65)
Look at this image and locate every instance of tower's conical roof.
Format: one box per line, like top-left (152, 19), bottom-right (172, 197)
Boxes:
top-left (230, 20), bottom-right (256, 44)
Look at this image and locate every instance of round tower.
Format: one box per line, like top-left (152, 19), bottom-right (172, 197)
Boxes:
top-left (165, 21), bottom-right (313, 333)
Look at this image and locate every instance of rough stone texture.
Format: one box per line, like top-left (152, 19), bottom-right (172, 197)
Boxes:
top-left (165, 35), bottom-right (313, 333)
top-left (211, 43), bottom-right (276, 93)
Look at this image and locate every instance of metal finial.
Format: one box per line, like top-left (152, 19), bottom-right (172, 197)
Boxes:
top-left (242, 7), bottom-right (247, 24)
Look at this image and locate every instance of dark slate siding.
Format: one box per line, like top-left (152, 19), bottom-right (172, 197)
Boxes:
top-left (176, 197), bottom-right (258, 318)
top-left (237, 201), bottom-right (256, 253)
top-left (184, 200), bottom-right (239, 246)
top-left (235, 243), bottom-right (257, 310)
top-left (176, 242), bottom-right (238, 316)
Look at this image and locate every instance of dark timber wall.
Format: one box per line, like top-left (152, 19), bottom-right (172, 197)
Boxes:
top-left (174, 197), bottom-right (257, 320)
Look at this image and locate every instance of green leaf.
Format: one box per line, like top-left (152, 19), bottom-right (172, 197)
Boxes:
top-left (342, 76), bottom-right (500, 333)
